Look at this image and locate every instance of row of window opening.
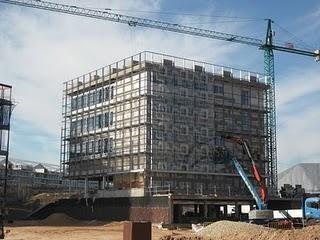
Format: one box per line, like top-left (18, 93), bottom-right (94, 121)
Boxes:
top-left (70, 112), bottom-right (114, 136)
top-left (70, 138), bottom-right (113, 156)
top-left (71, 86), bottom-right (114, 110)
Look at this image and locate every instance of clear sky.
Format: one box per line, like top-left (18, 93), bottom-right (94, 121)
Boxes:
top-left (0, 0), bottom-right (319, 172)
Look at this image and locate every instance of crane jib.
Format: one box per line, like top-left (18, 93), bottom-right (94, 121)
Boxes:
top-left (0, 0), bottom-right (263, 47)
top-left (1, 0), bottom-right (319, 193)
top-left (0, 0), bottom-right (318, 58)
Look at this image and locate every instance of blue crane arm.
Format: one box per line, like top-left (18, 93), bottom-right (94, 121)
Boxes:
top-left (231, 156), bottom-right (266, 210)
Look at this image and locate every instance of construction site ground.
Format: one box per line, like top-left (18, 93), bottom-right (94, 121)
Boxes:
top-left (3, 214), bottom-right (320, 240)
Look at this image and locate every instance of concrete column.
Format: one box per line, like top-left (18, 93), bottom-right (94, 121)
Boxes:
top-left (102, 176), bottom-right (106, 189)
top-left (236, 204), bottom-right (242, 220)
top-left (194, 204), bottom-right (198, 214)
top-left (178, 205), bottom-right (183, 223)
top-left (223, 205), bottom-right (227, 216)
top-left (84, 177), bottom-right (88, 198)
top-left (168, 195), bottom-right (174, 224)
top-left (199, 204), bottom-right (205, 217)
top-left (234, 202), bottom-right (240, 218)
top-left (204, 203), bottom-right (208, 218)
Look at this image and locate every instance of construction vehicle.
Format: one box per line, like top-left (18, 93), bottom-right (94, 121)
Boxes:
top-left (223, 136), bottom-right (320, 225)
top-left (302, 193), bottom-right (320, 225)
top-left (221, 135), bottom-right (273, 221)
top-left (272, 194), bottom-right (320, 228)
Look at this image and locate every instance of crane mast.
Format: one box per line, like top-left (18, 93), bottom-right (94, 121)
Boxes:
top-left (263, 19), bottom-right (277, 190)
top-left (1, 0), bottom-right (319, 192)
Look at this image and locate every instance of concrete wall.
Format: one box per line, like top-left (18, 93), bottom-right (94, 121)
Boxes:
top-left (29, 196), bottom-right (171, 224)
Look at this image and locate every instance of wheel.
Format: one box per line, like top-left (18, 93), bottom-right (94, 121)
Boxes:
top-left (306, 218), bottom-right (317, 226)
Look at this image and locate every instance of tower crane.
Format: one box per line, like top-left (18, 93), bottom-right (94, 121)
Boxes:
top-left (1, 0), bottom-right (319, 191)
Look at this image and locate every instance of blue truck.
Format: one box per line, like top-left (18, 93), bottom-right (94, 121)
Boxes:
top-left (303, 195), bottom-right (320, 224)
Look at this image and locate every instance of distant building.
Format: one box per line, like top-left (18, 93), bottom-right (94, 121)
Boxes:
top-left (34, 164), bottom-right (48, 174)
top-left (278, 163), bottom-right (320, 193)
top-left (0, 158), bottom-right (97, 200)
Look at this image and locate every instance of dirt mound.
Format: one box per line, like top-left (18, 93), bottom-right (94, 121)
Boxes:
top-left (194, 220), bottom-right (320, 240)
top-left (293, 225), bottom-right (320, 239)
top-left (197, 220), bottom-right (272, 239)
top-left (38, 213), bottom-right (80, 226)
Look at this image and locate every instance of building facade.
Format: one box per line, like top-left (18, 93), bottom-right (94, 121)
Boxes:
top-left (61, 51), bottom-right (273, 197)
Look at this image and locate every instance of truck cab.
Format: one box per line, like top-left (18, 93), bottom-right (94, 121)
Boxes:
top-left (304, 197), bottom-right (320, 220)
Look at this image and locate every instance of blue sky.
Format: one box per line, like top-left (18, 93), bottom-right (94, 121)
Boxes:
top-left (0, 0), bottom-right (319, 172)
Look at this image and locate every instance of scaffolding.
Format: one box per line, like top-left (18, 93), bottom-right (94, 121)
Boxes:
top-left (60, 51), bottom-right (275, 196)
top-left (0, 83), bottom-right (13, 205)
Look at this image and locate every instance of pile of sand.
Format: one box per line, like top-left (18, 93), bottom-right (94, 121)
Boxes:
top-left (193, 220), bottom-right (320, 240)
top-left (197, 220), bottom-right (272, 239)
top-left (38, 213), bottom-right (80, 226)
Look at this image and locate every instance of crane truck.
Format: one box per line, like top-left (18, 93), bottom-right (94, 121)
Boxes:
top-left (221, 135), bottom-right (273, 221)
top-left (222, 135), bottom-right (320, 225)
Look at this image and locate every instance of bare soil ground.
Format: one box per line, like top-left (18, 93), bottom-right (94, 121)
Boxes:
top-left (4, 215), bottom-right (320, 240)
top-left (4, 214), bottom-right (193, 240)
top-left (5, 222), bottom-right (193, 240)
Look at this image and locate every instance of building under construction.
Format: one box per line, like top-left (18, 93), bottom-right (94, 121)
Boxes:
top-left (60, 51), bottom-right (275, 198)
top-left (0, 83), bottom-right (13, 209)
